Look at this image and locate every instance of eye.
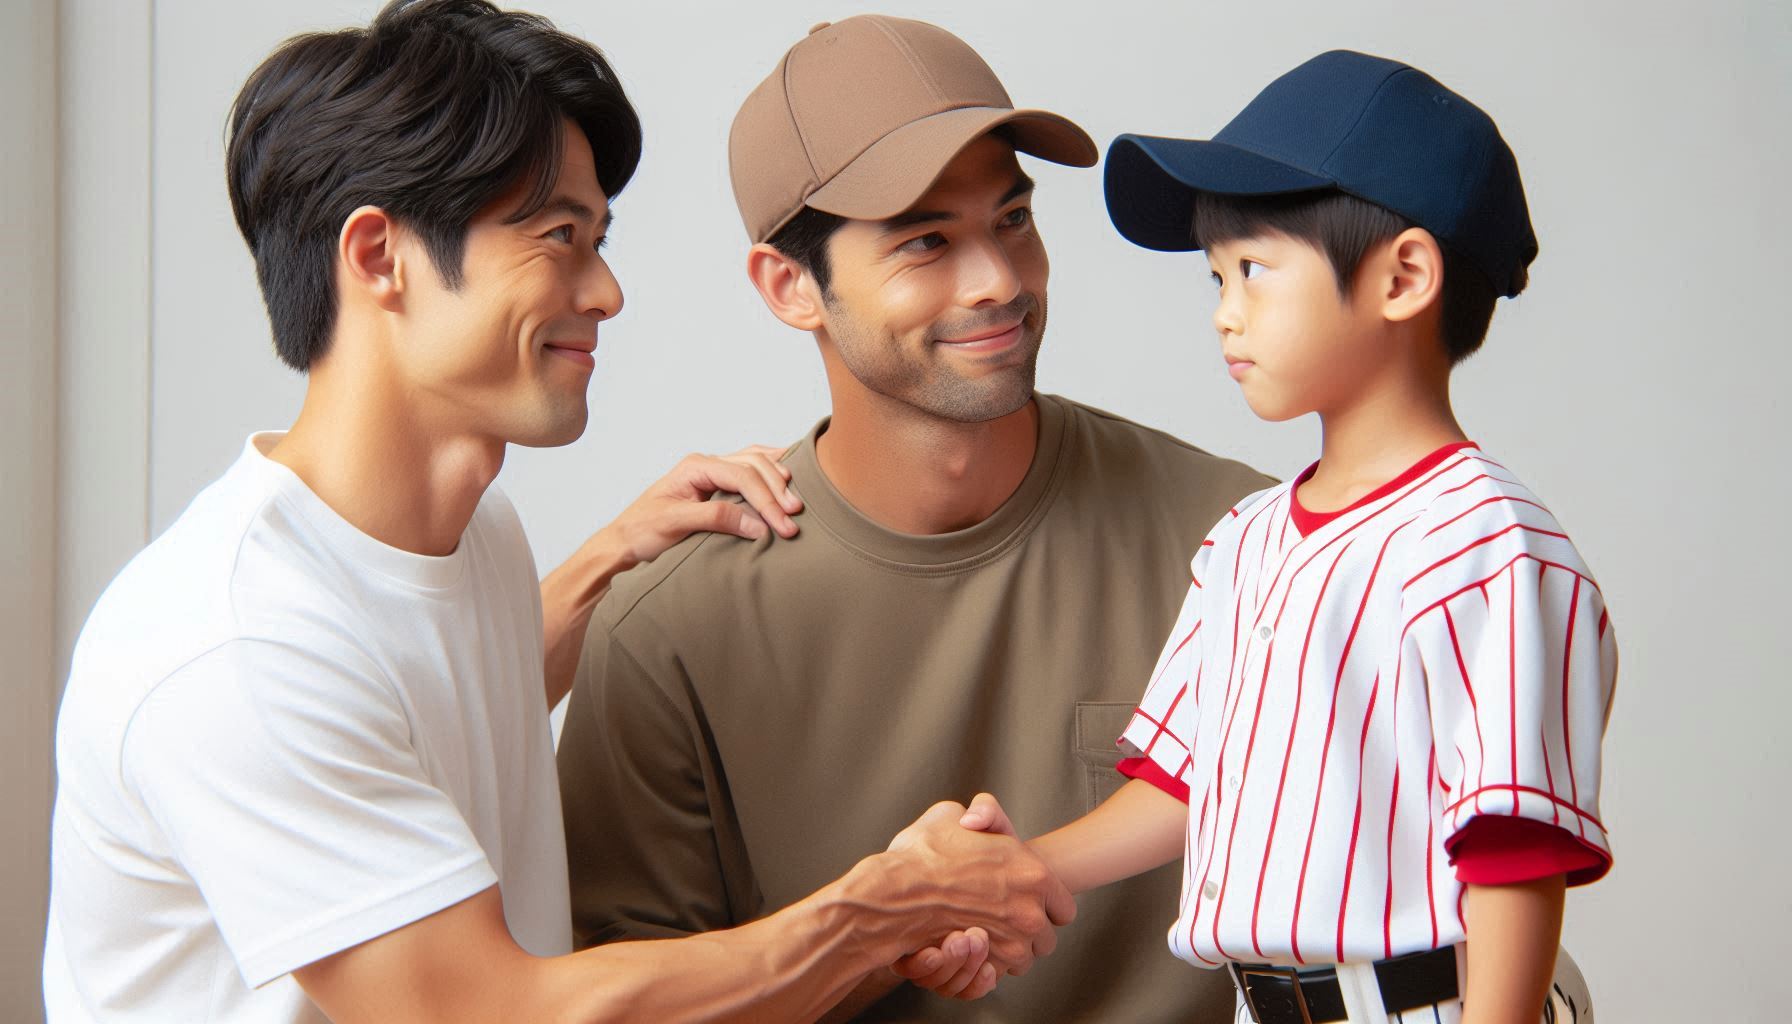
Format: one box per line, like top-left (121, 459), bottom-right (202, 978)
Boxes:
top-left (545, 224), bottom-right (575, 245)
top-left (898, 232), bottom-right (947, 255)
top-left (1241, 259), bottom-right (1266, 280)
top-left (1000, 206), bottom-right (1032, 229)
top-left (1208, 269), bottom-right (1223, 288)
top-left (593, 235), bottom-right (608, 253)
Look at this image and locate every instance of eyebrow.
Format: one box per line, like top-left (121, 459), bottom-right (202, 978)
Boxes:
top-left (535, 197), bottom-right (613, 231)
top-left (879, 172), bottom-right (1037, 233)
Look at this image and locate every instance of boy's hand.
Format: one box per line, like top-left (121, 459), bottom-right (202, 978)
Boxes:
top-left (890, 793), bottom-right (1021, 1000)
top-left (889, 927), bottom-right (999, 1000)
top-left (955, 791), bottom-right (1016, 836)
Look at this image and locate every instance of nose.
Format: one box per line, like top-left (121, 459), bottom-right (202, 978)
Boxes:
top-left (577, 252), bottom-right (624, 323)
top-left (956, 234), bottom-right (1023, 309)
top-left (1212, 282), bottom-right (1243, 339)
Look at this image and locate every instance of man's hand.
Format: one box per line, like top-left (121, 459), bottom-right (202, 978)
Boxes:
top-left (602, 446), bottom-right (802, 564)
top-left (541, 446), bottom-right (801, 705)
top-left (890, 793), bottom-right (1020, 1000)
top-left (878, 796), bottom-right (1073, 984)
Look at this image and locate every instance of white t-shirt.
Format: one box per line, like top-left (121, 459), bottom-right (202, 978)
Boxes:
top-left (44, 433), bottom-right (570, 1023)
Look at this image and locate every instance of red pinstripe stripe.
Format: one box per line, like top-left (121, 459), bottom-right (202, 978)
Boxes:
top-left (1443, 607), bottom-right (1485, 814)
top-left (1382, 712), bottom-right (1401, 958)
top-left (1562, 576), bottom-right (1585, 838)
top-left (1442, 784), bottom-right (1606, 827)
top-left (1536, 568), bottom-right (1561, 827)
top-left (1422, 494), bottom-right (1549, 539)
top-left (1185, 790), bottom-right (1221, 966)
top-left (1508, 574), bottom-right (1520, 815)
top-left (1404, 522), bottom-right (1571, 592)
top-left (1436, 472), bottom-right (1499, 499)
top-left (1142, 683), bottom-right (1190, 759)
top-left (1425, 750), bottom-right (1438, 950)
top-left (1335, 672), bottom-right (1381, 962)
top-left (1250, 498), bottom-right (1280, 607)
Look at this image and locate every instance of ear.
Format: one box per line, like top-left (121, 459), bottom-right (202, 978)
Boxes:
top-left (338, 205), bottom-right (406, 313)
top-left (1375, 226), bottom-right (1445, 324)
top-left (745, 242), bottom-right (826, 332)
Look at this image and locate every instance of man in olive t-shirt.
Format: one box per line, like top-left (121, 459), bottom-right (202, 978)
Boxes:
top-left (555, 16), bottom-right (1272, 1022)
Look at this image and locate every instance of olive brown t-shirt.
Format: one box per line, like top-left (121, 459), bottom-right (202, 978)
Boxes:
top-left (557, 393), bottom-right (1272, 1022)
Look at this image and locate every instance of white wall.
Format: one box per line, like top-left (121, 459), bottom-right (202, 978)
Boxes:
top-left (38, 0), bottom-right (1791, 1019)
top-left (2, 0), bottom-right (58, 1020)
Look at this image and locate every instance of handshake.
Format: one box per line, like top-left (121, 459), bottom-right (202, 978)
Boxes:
top-left (862, 793), bottom-right (1074, 1003)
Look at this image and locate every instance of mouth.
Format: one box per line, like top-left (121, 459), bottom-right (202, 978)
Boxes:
top-left (544, 338), bottom-right (596, 370)
top-left (1224, 355), bottom-right (1254, 381)
top-left (935, 319), bottom-right (1024, 355)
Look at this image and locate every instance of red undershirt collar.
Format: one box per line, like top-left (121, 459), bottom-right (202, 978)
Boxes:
top-left (1288, 441), bottom-right (1480, 537)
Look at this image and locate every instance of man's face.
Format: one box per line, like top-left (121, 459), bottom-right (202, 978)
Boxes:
top-left (1205, 233), bottom-right (1384, 422)
top-left (396, 119), bottom-right (622, 448)
top-left (817, 135), bottom-right (1048, 424)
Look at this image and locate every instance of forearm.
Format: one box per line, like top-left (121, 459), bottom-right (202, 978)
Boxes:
top-left (817, 969), bottom-right (904, 1023)
top-left (1460, 875), bottom-right (1566, 1024)
top-left (543, 856), bottom-right (930, 1024)
top-left (540, 529), bottom-right (630, 708)
top-left (1030, 778), bottom-right (1186, 895)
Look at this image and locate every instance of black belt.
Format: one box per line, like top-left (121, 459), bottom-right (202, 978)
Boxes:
top-left (1227, 947), bottom-right (1459, 1024)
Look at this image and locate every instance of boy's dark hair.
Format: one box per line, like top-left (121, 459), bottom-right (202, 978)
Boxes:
top-left (1193, 190), bottom-right (1513, 364)
top-left (766, 207), bottom-right (848, 297)
top-left (226, 0), bottom-right (642, 371)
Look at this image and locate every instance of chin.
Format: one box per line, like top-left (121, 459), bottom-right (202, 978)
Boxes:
top-left (510, 403), bottom-right (590, 449)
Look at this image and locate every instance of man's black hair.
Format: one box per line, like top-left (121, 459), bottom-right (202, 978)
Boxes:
top-left (225, 0), bottom-right (642, 371)
top-left (1193, 190), bottom-right (1512, 364)
top-left (765, 207), bottom-right (848, 297)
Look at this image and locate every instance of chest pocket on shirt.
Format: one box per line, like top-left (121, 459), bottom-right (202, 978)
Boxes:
top-left (1073, 701), bottom-right (1136, 813)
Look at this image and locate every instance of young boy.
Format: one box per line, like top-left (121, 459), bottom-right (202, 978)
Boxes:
top-left (902, 51), bottom-right (1616, 1022)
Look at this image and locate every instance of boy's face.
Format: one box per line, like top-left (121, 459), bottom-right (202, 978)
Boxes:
top-left (814, 134), bottom-right (1049, 424)
top-left (1205, 232), bottom-right (1387, 422)
top-left (394, 118), bottom-right (623, 448)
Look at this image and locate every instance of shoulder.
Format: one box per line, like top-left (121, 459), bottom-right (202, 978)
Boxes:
top-left (467, 481), bottom-right (541, 592)
top-left (1402, 449), bottom-right (1597, 604)
top-left (589, 519), bottom-right (765, 645)
top-left (61, 459), bottom-right (283, 735)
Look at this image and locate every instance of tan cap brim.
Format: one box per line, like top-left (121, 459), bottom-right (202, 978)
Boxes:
top-left (802, 106), bottom-right (1097, 224)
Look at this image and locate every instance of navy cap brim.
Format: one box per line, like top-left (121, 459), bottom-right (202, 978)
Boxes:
top-left (1104, 134), bottom-right (1334, 252)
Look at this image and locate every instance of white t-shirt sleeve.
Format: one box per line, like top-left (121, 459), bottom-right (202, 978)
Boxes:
top-left (122, 637), bottom-right (499, 988)
top-left (1402, 487), bottom-right (1617, 862)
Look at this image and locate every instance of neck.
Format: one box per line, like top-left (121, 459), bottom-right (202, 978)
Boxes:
top-left (815, 381), bottom-right (1039, 536)
top-left (1307, 359), bottom-right (1465, 509)
top-left (266, 342), bottom-right (505, 557)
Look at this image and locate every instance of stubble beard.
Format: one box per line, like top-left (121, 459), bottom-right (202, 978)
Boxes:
top-left (829, 292), bottom-right (1047, 424)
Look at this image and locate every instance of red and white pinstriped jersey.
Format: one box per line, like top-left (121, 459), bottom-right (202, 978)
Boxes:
top-left (1118, 442), bottom-right (1616, 969)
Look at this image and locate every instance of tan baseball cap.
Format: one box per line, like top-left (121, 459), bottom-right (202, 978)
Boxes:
top-left (728, 15), bottom-right (1098, 243)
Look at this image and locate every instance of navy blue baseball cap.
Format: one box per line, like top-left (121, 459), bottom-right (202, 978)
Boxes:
top-left (1105, 50), bottom-right (1537, 297)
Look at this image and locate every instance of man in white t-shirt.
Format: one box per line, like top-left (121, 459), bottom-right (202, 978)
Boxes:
top-left (42, 3), bottom-right (1071, 1021)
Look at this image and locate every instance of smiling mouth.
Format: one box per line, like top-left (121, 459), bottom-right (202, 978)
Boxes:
top-left (935, 319), bottom-right (1025, 353)
top-left (544, 340), bottom-right (596, 369)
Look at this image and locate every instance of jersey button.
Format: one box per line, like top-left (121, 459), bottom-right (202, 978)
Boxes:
top-left (1203, 880), bottom-right (1219, 900)
top-left (1255, 624), bottom-right (1274, 642)
top-left (1227, 773), bottom-right (1242, 791)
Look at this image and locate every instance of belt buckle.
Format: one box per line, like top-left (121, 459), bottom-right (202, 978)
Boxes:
top-left (1227, 962), bottom-right (1316, 1024)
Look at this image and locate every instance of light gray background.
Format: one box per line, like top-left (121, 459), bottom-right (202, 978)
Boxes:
top-left (7, 0), bottom-right (1789, 1020)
